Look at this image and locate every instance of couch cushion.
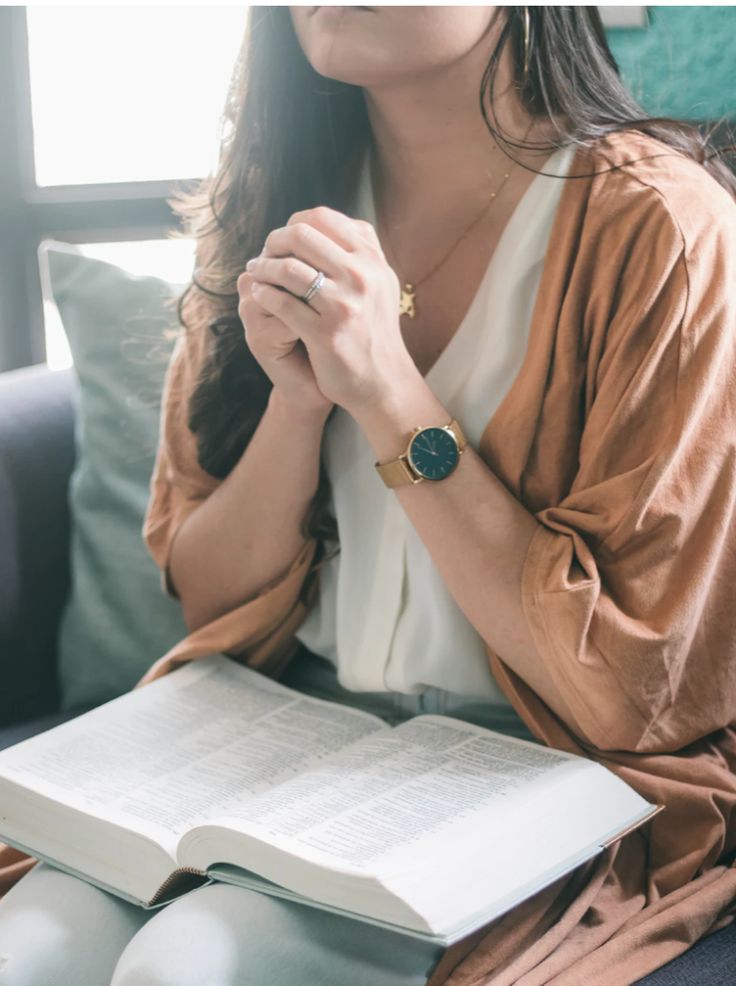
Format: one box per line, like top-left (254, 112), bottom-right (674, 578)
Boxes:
top-left (633, 919), bottom-right (736, 984)
top-left (0, 366), bottom-right (76, 725)
top-left (39, 242), bottom-right (191, 712)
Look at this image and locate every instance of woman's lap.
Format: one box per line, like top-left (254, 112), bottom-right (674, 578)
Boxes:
top-left (112, 878), bottom-right (443, 986)
top-left (0, 861), bottom-right (444, 986)
top-left (0, 861), bottom-right (151, 985)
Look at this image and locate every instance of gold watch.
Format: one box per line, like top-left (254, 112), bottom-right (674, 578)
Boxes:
top-left (374, 418), bottom-right (468, 488)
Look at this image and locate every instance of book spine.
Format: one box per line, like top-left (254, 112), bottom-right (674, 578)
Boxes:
top-left (150, 867), bottom-right (208, 906)
top-left (600, 804), bottom-right (666, 849)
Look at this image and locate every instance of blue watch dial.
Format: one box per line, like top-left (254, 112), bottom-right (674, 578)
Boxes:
top-left (408, 427), bottom-right (460, 480)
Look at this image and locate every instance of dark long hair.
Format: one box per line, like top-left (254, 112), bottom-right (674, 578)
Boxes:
top-left (166, 5), bottom-right (736, 550)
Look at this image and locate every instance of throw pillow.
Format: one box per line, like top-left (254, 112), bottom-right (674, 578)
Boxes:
top-left (39, 241), bottom-right (192, 712)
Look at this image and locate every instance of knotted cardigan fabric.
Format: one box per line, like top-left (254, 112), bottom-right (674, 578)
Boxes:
top-left (2, 129), bottom-right (735, 986)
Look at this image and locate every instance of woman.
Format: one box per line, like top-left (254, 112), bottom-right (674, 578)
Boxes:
top-left (1, 6), bottom-right (735, 985)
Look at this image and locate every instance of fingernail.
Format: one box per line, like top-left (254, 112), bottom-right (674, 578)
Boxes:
top-left (246, 259), bottom-right (256, 271)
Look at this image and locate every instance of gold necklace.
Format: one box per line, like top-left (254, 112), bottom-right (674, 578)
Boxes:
top-left (373, 126), bottom-right (534, 320)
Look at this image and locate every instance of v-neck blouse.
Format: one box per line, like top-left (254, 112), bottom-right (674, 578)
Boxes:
top-left (294, 141), bottom-right (577, 699)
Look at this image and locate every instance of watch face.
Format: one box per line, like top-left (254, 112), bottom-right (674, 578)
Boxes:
top-left (408, 427), bottom-right (460, 480)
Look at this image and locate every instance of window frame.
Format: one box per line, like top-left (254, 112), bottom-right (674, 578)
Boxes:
top-left (0, 7), bottom-right (198, 371)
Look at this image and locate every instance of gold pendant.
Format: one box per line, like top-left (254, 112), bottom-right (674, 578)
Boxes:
top-left (399, 282), bottom-right (416, 318)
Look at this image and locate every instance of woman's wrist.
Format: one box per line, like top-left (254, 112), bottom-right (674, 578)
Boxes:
top-left (268, 387), bottom-right (333, 431)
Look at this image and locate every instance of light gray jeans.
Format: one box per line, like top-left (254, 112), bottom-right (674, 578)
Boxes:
top-left (0, 647), bottom-right (536, 985)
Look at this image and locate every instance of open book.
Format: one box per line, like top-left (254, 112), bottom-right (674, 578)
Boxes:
top-left (0, 654), bottom-right (662, 946)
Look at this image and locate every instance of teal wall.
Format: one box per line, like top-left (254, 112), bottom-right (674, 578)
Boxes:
top-left (605, 6), bottom-right (736, 121)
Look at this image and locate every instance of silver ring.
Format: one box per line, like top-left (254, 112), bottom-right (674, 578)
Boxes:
top-left (301, 270), bottom-right (325, 304)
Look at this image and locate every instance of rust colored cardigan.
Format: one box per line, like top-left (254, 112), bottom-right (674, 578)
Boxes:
top-left (2, 129), bottom-right (736, 985)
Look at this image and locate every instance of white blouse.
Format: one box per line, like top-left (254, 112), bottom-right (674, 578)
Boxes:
top-left (294, 141), bottom-right (577, 700)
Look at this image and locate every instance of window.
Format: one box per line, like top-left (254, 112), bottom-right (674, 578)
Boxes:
top-left (1, 6), bottom-right (247, 372)
top-left (26, 6), bottom-right (247, 186)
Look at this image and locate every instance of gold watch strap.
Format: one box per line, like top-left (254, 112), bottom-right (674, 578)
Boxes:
top-left (375, 418), bottom-right (467, 489)
top-left (375, 456), bottom-right (423, 488)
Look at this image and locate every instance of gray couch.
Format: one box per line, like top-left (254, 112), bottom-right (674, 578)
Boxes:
top-left (0, 364), bottom-right (98, 747)
top-left (0, 363), bottom-right (733, 982)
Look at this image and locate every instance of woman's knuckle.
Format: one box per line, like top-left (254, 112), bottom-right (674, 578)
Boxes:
top-left (336, 297), bottom-right (359, 320)
top-left (292, 223), bottom-right (314, 247)
top-left (284, 258), bottom-right (302, 279)
top-left (347, 266), bottom-right (368, 292)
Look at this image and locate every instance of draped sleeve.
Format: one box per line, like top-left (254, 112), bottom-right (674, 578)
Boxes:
top-left (139, 254), bottom-right (319, 686)
top-left (142, 317), bottom-right (221, 601)
top-left (518, 168), bottom-right (736, 754)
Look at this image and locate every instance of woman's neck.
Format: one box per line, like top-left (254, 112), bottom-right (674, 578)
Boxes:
top-left (361, 34), bottom-right (555, 232)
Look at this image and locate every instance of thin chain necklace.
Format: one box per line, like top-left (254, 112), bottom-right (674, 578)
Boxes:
top-left (373, 123), bottom-right (534, 319)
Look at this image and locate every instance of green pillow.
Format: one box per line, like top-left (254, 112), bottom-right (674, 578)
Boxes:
top-left (40, 242), bottom-right (191, 712)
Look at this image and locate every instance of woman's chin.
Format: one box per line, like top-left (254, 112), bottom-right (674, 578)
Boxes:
top-left (307, 51), bottom-right (384, 89)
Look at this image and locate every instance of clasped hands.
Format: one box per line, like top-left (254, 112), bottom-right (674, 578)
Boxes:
top-left (237, 206), bottom-right (419, 419)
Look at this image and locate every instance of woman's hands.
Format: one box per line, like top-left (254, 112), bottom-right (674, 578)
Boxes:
top-left (240, 206), bottom-right (416, 417)
top-left (237, 269), bottom-right (334, 422)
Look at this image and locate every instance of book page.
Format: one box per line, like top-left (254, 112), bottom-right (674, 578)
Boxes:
top-left (206, 713), bottom-right (647, 874)
top-left (198, 714), bottom-right (652, 937)
top-left (0, 655), bottom-right (388, 850)
top-left (176, 714), bottom-right (654, 940)
top-left (201, 715), bottom-right (575, 856)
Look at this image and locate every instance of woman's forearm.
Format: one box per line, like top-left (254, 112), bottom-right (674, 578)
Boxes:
top-left (168, 388), bottom-right (331, 632)
top-left (351, 365), bottom-right (583, 732)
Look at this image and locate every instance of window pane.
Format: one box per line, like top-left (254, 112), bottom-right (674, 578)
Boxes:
top-left (27, 6), bottom-right (248, 186)
top-left (40, 237), bottom-right (196, 370)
